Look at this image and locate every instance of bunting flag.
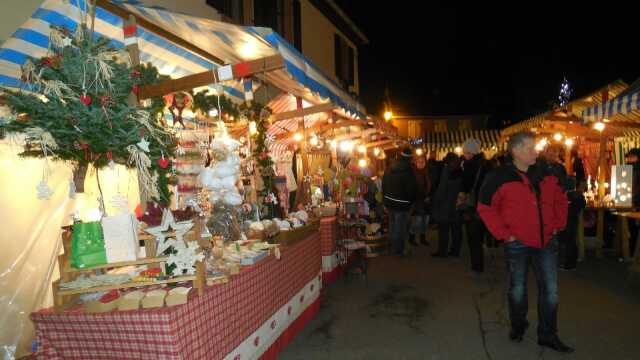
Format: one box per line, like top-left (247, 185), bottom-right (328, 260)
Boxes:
top-left (244, 78), bottom-right (253, 102)
top-left (122, 23), bottom-right (137, 46)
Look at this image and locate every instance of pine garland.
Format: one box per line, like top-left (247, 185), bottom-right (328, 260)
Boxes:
top-left (0, 25), bottom-right (176, 204)
top-left (250, 106), bottom-right (276, 218)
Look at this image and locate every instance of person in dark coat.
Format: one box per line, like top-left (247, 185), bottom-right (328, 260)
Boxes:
top-left (459, 138), bottom-right (489, 272)
top-left (431, 152), bottom-right (463, 257)
top-left (427, 151), bottom-right (442, 198)
top-left (410, 154), bottom-right (431, 246)
top-left (625, 148), bottom-right (640, 256)
top-left (382, 147), bottom-right (419, 256)
top-left (559, 176), bottom-right (586, 270)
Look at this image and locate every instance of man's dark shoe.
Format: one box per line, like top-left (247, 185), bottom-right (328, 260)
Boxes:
top-left (509, 324), bottom-right (529, 342)
top-left (420, 235), bottom-right (429, 246)
top-left (409, 237), bottom-right (419, 246)
top-left (538, 338), bottom-right (575, 353)
top-left (431, 252), bottom-right (447, 258)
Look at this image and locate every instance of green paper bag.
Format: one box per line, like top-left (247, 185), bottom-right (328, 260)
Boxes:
top-left (71, 221), bottom-right (107, 269)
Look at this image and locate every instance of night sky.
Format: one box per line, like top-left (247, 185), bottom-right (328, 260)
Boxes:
top-left (335, 0), bottom-right (639, 128)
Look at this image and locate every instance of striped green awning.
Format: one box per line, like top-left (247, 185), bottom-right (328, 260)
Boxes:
top-left (424, 129), bottom-right (504, 159)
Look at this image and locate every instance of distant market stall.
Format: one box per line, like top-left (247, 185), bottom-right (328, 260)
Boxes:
top-left (500, 80), bottom-right (640, 263)
top-left (423, 129), bottom-right (503, 159)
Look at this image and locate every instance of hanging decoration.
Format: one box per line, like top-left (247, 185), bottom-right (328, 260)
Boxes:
top-left (164, 92), bottom-right (192, 128)
top-left (558, 77), bottom-right (573, 107)
top-left (0, 24), bottom-right (176, 203)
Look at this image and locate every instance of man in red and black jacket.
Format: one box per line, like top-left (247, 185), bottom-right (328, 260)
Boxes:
top-left (477, 132), bottom-right (573, 353)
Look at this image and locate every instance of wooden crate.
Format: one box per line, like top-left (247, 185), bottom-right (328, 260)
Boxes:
top-left (52, 226), bottom-right (206, 312)
top-left (360, 234), bottom-right (388, 257)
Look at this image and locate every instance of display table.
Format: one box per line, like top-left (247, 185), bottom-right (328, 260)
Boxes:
top-left (319, 216), bottom-right (339, 285)
top-left (31, 232), bottom-right (322, 360)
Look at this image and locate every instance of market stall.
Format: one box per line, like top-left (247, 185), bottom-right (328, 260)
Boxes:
top-left (0, 0), bottom-right (381, 358)
top-left (500, 80), bottom-right (638, 261)
top-left (581, 79), bottom-right (640, 270)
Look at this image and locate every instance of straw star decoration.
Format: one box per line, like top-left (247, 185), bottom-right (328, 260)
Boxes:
top-left (144, 209), bottom-right (194, 254)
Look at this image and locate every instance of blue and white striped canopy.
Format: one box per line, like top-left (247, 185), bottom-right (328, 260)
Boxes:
top-left (582, 90), bottom-right (640, 123)
top-left (0, 0), bottom-right (365, 118)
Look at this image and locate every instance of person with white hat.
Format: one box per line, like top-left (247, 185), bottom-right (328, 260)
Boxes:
top-left (458, 138), bottom-right (489, 274)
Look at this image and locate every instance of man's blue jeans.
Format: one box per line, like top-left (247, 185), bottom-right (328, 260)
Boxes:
top-left (388, 210), bottom-right (410, 256)
top-left (504, 236), bottom-right (559, 341)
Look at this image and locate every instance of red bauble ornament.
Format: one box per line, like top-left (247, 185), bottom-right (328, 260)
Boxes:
top-left (131, 85), bottom-right (140, 95)
top-left (106, 151), bottom-right (113, 160)
top-left (40, 57), bottom-right (52, 67)
top-left (79, 94), bottom-right (92, 105)
top-left (130, 70), bottom-right (141, 78)
top-left (158, 157), bottom-right (169, 169)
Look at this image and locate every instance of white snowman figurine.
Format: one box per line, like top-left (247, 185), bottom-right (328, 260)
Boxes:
top-left (199, 135), bottom-right (243, 206)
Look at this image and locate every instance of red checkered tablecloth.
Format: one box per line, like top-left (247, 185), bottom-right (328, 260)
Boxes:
top-left (319, 216), bottom-right (337, 256)
top-left (31, 232), bottom-right (322, 360)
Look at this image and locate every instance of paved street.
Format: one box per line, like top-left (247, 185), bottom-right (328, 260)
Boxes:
top-left (281, 244), bottom-right (640, 360)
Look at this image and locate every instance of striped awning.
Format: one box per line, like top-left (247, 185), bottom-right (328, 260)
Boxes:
top-left (424, 129), bottom-right (503, 159)
top-left (582, 90), bottom-right (640, 123)
top-left (0, 0), bottom-right (366, 118)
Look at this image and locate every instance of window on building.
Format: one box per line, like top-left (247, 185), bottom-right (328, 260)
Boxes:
top-left (293, 0), bottom-right (302, 51)
top-left (254, 0), bottom-right (284, 35)
top-left (206, 0), bottom-right (244, 24)
top-left (458, 119), bottom-right (472, 131)
top-left (434, 120), bottom-right (447, 133)
top-left (334, 34), bottom-right (354, 88)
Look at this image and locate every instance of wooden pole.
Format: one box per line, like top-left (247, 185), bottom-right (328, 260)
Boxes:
top-left (595, 135), bottom-right (607, 258)
top-left (121, 15), bottom-right (149, 213)
top-left (564, 144), bottom-right (573, 175)
top-left (294, 98), bottom-right (311, 209)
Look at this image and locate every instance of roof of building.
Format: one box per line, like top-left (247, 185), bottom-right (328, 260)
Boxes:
top-left (309, 0), bottom-right (369, 46)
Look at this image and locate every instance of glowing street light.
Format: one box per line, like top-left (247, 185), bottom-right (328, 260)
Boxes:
top-left (594, 122), bottom-right (606, 132)
top-left (373, 147), bottom-right (381, 156)
top-left (416, 148), bottom-right (424, 156)
top-left (565, 138), bottom-right (574, 147)
top-left (384, 111), bottom-right (393, 121)
top-left (553, 133), bottom-right (563, 141)
top-left (358, 158), bottom-right (367, 168)
top-left (454, 146), bottom-right (462, 154)
top-left (294, 133), bottom-right (303, 142)
top-left (357, 145), bottom-right (367, 154)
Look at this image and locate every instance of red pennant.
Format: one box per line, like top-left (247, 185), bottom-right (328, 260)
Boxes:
top-left (233, 62), bottom-right (251, 78)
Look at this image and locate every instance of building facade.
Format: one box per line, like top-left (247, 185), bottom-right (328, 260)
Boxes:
top-left (391, 114), bottom-right (490, 139)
